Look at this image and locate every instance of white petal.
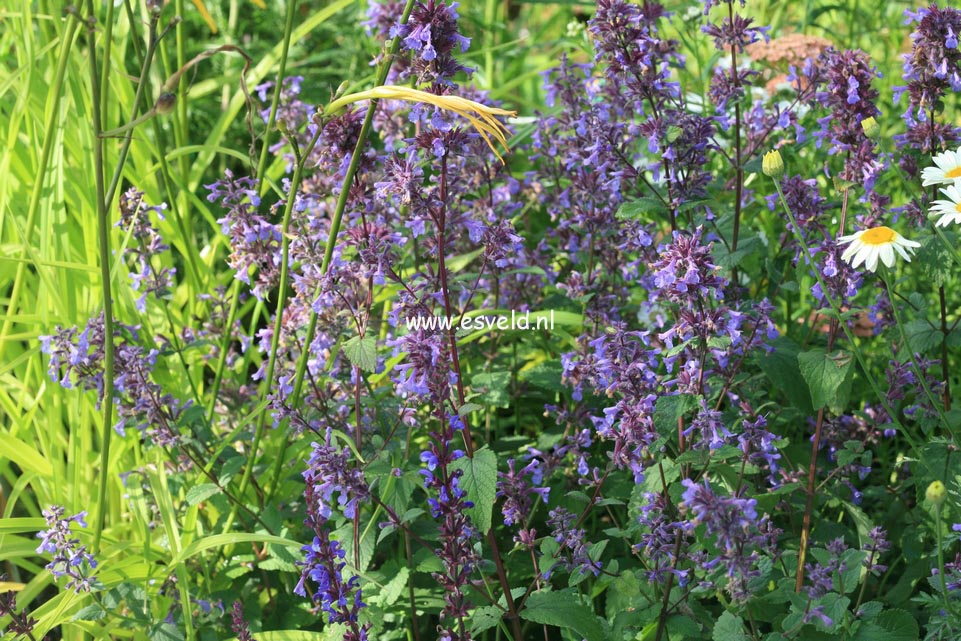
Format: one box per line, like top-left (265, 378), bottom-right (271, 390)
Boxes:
top-left (838, 232), bottom-right (861, 245)
top-left (865, 248), bottom-right (879, 272)
top-left (841, 241), bottom-right (860, 263)
top-left (923, 168), bottom-right (946, 185)
top-left (879, 243), bottom-right (895, 268)
top-left (851, 244), bottom-right (872, 268)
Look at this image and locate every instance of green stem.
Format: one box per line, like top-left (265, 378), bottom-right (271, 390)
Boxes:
top-left (881, 272), bottom-right (956, 439)
top-left (98, 0), bottom-right (115, 120)
top-left (935, 503), bottom-right (959, 618)
top-left (86, 1), bottom-right (116, 555)
top-left (254, 0), bottom-right (298, 190)
top-left (103, 15), bottom-right (169, 210)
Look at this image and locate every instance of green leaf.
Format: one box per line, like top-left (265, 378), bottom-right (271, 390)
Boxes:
top-left (903, 319), bottom-right (942, 353)
top-left (471, 605), bottom-right (504, 636)
top-left (149, 622), bottom-right (185, 641)
top-left (172, 533), bottom-right (301, 566)
top-left (852, 608), bottom-right (918, 641)
top-left (379, 567), bottom-right (409, 607)
top-left (72, 605), bottom-right (106, 621)
top-left (616, 196), bottom-right (667, 221)
top-left (754, 338), bottom-right (812, 413)
top-left (917, 234), bottom-right (954, 287)
top-left (520, 590), bottom-right (606, 641)
top-left (343, 336), bottom-right (377, 372)
top-left (186, 483), bottom-right (220, 506)
top-left (471, 371), bottom-right (511, 408)
top-left (653, 394), bottom-right (698, 439)
top-left (0, 434), bottom-right (52, 476)
top-left (714, 235), bottom-right (762, 269)
top-left (713, 611), bottom-right (750, 641)
top-left (797, 348), bottom-right (854, 411)
top-left (519, 360), bottom-right (565, 393)
top-left (606, 570), bottom-right (641, 619)
top-left (450, 446), bottom-right (498, 535)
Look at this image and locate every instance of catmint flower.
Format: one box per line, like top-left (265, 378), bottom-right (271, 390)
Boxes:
top-left (701, 15), bottom-right (769, 53)
top-left (35, 506), bottom-right (98, 592)
top-left (206, 170), bottom-right (280, 300)
top-left (40, 315), bottom-right (186, 445)
top-left (229, 601), bottom-right (256, 641)
top-left (0, 583), bottom-right (37, 639)
top-left (496, 458), bottom-right (550, 527)
top-left (117, 188), bottom-right (175, 312)
top-left (545, 507), bottom-right (602, 578)
top-left (303, 429), bottom-right (370, 521)
top-left (862, 527), bottom-right (891, 575)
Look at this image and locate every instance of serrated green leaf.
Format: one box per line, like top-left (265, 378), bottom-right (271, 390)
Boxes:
top-left (520, 590), bottom-right (606, 641)
top-left (186, 483), bottom-right (220, 506)
top-left (72, 605), bottom-right (106, 621)
top-left (852, 608), bottom-right (918, 641)
top-left (450, 446), bottom-right (498, 534)
top-left (471, 371), bottom-right (510, 408)
top-left (616, 196), bottom-right (667, 221)
top-left (713, 611), bottom-right (750, 641)
top-left (903, 319), bottom-right (942, 353)
top-left (379, 567), bottom-right (409, 607)
top-left (343, 336), bottom-right (377, 372)
top-left (797, 348), bottom-right (854, 411)
top-left (917, 234), bottom-right (954, 287)
top-left (471, 605), bottom-right (504, 635)
top-left (653, 394), bottom-right (698, 439)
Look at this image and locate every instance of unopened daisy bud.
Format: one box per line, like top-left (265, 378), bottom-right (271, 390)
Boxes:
top-left (762, 150), bottom-right (784, 178)
top-left (861, 116), bottom-right (880, 141)
top-left (927, 480), bottom-right (947, 506)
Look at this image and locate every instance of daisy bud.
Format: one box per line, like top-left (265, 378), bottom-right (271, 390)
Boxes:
top-left (762, 150), bottom-right (784, 178)
top-left (927, 480), bottom-right (947, 506)
top-left (861, 117), bottom-right (881, 141)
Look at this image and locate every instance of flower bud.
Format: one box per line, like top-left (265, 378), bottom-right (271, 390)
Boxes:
top-left (762, 150), bottom-right (784, 178)
top-left (155, 92), bottom-right (177, 115)
top-left (861, 116), bottom-right (880, 141)
top-left (927, 480), bottom-right (947, 506)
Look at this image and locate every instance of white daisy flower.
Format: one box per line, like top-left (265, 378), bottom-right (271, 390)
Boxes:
top-left (921, 147), bottom-right (961, 186)
top-left (838, 226), bottom-right (920, 272)
top-left (929, 183), bottom-right (961, 228)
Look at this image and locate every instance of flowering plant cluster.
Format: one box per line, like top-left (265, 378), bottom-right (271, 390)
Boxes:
top-left (7, 1), bottom-right (961, 641)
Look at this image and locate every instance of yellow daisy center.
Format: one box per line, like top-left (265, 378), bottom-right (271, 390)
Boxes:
top-left (947, 167), bottom-right (961, 179)
top-left (860, 226), bottom-right (896, 245)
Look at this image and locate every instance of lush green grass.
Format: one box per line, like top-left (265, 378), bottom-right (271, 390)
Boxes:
top-left (0, 0), bottom-right (949, 639)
